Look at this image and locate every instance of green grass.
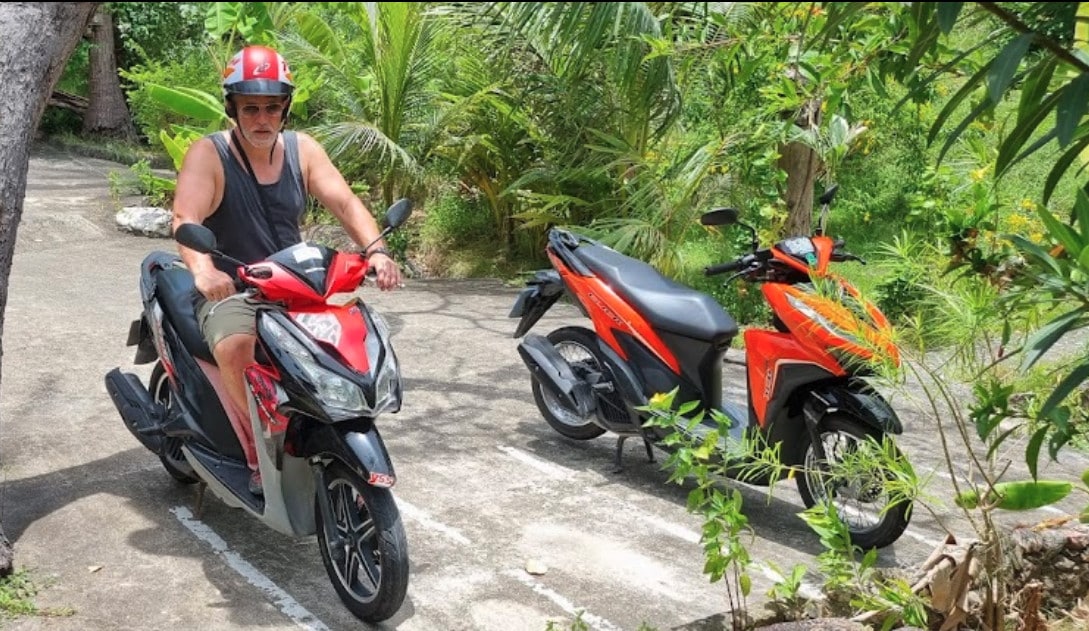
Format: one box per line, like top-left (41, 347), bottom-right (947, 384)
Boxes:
top-left (0, 570), bottom-right (38, 618)
top-left (0, 569), bottom-right (74, 621)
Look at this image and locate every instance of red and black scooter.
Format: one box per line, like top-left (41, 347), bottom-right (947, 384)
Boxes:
top-left (510, 187), bottom-right (912, 549)
top-left (105, 199), bottom-right (413, 622)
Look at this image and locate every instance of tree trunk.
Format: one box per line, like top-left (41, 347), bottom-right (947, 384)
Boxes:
top-left (0, 1), bottom-right (100, 578)
top-left (82, 6), bottom-right (134, 139)
top-left (778, 97), bottom-right (822, 238)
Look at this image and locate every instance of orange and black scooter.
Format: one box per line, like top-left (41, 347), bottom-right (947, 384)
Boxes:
top-left (509, 185), bottom-right (912, 549)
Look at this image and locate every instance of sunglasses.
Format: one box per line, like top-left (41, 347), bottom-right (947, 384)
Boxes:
top-left (238, 102), bottom-right (287, 118)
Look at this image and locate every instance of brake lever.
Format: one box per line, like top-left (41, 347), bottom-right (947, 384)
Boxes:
top-left (722, 262), bottom-right (758, 286)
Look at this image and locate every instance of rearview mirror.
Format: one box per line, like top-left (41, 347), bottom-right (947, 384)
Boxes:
top-left (384, 199), bottom-right (413, 230)
top-left (700, 208), bottom-right (739, 226)
top-left (174, 223), bottom-right (217, 254)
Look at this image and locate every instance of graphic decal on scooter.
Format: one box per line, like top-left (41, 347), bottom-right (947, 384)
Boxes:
top-left (246, 364), bottom-right (288, 434)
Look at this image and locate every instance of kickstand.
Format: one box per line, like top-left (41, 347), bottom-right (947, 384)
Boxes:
top-left (194, 482), bottom-right (207, 519)
top-left (643, 438), bottom-right (655, 463)
top-left (613, 436), bottom-right (656, 473)
top-left (612, 436), bottom-right (628, 473)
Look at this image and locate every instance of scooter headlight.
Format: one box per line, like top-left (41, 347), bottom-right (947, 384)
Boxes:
top-left (262, 317), bottom-right (366, 419)
top-left (364, 308), bottom-right (402, 415)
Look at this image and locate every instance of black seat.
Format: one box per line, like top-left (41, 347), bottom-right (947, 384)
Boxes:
top-left (155, 266), bottom-right (215, 364)
top-left (574, 242), bottom-right (738, 344)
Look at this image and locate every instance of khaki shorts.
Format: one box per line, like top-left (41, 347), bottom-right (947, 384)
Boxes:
top-left (195, 294), bottom-right (281, 351)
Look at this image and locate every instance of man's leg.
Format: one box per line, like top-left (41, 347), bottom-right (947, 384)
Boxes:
top-left (198, 296), bottom-right (265, 495)
top-left (212, 333), bottom-right (256, 417)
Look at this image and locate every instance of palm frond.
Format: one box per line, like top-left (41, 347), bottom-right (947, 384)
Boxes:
top-left (311, 121), bottom-right (419, 174)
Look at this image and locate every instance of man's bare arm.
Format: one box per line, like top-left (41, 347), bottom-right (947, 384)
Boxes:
top-left (299, 133), bottom-right (387, 252)
top-left (172, 137), bottom-right (233, 300)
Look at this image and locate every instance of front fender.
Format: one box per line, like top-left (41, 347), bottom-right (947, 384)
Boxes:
top-left (808, 382), bottom-right (903, 435)
top-left (301, 422), bottom-right (396, 487)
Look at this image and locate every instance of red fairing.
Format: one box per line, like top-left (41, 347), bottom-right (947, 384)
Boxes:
top-left (290, 303), bottom-right (371, 373)
top-left (323, 252), bottom-right (369, 297)
top-left (239, 253), bottom-right (368, 305)
top-left (241, 262), bottom-right (322, 304)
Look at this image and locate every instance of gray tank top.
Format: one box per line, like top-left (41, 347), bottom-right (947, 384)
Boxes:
top-left (205, 131), bottom-right (306, 277)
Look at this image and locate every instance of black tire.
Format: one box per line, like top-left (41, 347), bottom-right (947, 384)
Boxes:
top-left (149, 362), bottom-right (199, 484)
top-left (795, 415), bottom-right (911, 550)
top-left (530, 327), bottom-right (607, 440)
top-left (316, 462), bottom-right (409, 623)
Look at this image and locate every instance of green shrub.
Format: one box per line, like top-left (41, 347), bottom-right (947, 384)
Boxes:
top-left (121, 44), bottom-right (220, 147)
top-left (421, 192), bottom-right (495, 246)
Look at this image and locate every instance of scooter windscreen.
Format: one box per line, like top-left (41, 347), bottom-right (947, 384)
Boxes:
top-left (265, 243), bottom-right (337, 294)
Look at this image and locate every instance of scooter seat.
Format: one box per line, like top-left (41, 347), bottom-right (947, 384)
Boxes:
top-left (575, 243), bottom-right (738, 344)
top-left (154, 266), bottom-right (215, 364)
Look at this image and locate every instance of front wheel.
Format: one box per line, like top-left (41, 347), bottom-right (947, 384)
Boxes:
top-left (795, 415), bottom-right (912, 549)
top-left (530, 327), bottom-right (607, 440)
top-left (316, 462), bottom-right (409, 623)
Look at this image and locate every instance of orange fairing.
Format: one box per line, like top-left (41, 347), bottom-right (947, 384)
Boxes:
top-left (772, 235), bottom-right (835, 275)
top-left (762, 279), bottom-right (901, 368)
top-left (548, 249), bottom-right (680, 373)
top-left (744, 328), bottom-right (845, 424)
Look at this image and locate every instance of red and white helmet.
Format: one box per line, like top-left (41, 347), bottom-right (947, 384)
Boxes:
top-left (222, 45), bottom-right (294, 98)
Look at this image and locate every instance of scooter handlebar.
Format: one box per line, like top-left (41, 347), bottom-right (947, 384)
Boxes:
top-left (704, 257), bottom-right (747, 276)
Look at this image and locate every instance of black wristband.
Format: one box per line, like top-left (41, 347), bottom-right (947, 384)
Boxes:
top-left (366, 247), bottom-right (391, 260)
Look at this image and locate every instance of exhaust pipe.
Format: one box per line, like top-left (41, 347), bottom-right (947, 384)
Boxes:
top-left (105, 368), bottom-right (165, 454)
top-left (517, 334), bottom-right (596, 417)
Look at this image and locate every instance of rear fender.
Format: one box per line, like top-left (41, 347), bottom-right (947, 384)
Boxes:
top-left (510, 270), bottom-right (564, 338)
top-left (127, 316), bottom-right (158, 364)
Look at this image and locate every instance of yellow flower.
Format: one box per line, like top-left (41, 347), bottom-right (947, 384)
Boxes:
top-left (1020, 199), bottom-right (1037, 211)
top-left (649, 392), bottom-right (668, 406)
top-left (970, 167), bottom-right (988, 182)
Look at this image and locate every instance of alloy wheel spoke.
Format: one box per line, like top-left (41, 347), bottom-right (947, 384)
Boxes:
top-left (353, 538), bottom-right (381, 589)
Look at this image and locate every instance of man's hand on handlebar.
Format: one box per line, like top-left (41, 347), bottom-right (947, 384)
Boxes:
top-left (368, 252), bottom-right (404, 290)
top-left (194, 267), bottom-right (238, 303)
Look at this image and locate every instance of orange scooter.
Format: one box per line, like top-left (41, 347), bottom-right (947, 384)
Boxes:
top-left (510, 186), bottom-right (911, 549)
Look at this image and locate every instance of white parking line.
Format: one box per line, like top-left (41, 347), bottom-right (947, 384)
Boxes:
top-left (505, 569), bottom-right (623, 631)
top-left (498, 444), bottom-right (577, 479)
top-left (396, 496), bottom-right (472, 545)
top-left (498, 446), bottom-right (833, 602)
top-left (171, 506), bottom-right (329, 631)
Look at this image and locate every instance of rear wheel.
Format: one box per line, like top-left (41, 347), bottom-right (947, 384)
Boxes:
top-left (795, 415), bottom-right (911, 549)
top-left (149, 363), bottom-right (199, 484)
top-left (530, 327), bottom-right (607, 440)
top-left (316, 462), bottom-right (409, 623)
